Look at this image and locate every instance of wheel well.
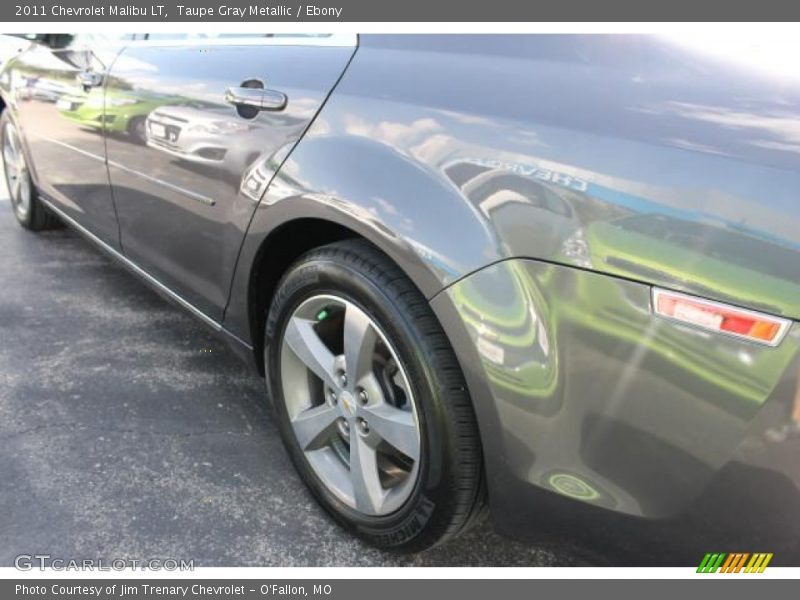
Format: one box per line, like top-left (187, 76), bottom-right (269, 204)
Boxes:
top-left (248, 218), bottom-right (359, 375)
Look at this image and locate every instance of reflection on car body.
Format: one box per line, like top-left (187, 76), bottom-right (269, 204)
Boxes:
top-left (58, 88), bottom-right (184, 144)
top-left (2, 33), bottom-right (800, 563)
top-left (146, 104), bottom-right (304, 182)
top-left (146, 105), bottom-right (260, 171)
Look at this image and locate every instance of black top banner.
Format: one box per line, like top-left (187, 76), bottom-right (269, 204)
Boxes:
top-left (4, 0), bottom-right (800, 22)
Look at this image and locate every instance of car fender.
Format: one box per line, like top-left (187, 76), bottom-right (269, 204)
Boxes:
top-left (223, 133), bottom-right (506, 344)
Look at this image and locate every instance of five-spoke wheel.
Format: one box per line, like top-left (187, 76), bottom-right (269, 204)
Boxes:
top-left (2, 120), bottom-right (32, 221)
top-left (1, 111), bottom-right (59, 231)
top-left (281, 294), bottom-right (421, 516)
top-left (266, 239), bottom-right (485, 551)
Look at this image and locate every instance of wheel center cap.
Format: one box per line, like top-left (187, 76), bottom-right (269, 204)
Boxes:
top-left (339, 391), bottom-right (355, 416)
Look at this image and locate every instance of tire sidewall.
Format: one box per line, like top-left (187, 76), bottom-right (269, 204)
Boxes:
top-left (128, 116), bottom-right (147, 145)
top-left (0, 112), bottom-right (33, 228)
top-left (265, 254), bottom-right (455, 548)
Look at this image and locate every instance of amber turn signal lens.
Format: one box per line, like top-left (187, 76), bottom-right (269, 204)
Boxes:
top-left (652, 288), bottom-right (790, 346)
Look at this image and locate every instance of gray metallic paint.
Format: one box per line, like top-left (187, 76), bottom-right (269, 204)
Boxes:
top-left (226, 34), bottom-right (800, 558)
top-left (7, 42), bottom-right (124, 248)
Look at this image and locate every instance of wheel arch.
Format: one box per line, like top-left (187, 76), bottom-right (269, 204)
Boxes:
top-left (244, 217), bottom-right (360, 375)
top-left (223, 133), bottom-right (504, 372)
top-left (239, 210), bottom-right (461, 377)
top-left (234, 211), bottom-right (495, 490)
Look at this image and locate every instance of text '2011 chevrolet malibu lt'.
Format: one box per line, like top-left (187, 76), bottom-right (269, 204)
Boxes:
top-left (2, 33), bottom-right (799, 562)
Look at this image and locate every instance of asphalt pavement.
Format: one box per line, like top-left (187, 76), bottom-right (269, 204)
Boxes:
top-left (0, 181), bottom-right (586, 567)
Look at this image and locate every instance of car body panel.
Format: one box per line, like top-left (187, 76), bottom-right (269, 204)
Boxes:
top-left (430, 259), bottom-right (800, 561)
top-left (223, 35), bottom-right (800, 556)
top-left (237, 34), bottom-right (800, 317)
top-left (57, 88), bottom-right (184, 138)
top-left (2, 34), bottom-right (800, 559)
top-left (104, 40), bottom-right (355, 319)
top-left (432, 259), bottom-right (800, 512)
top-left (2, 41), bottom-right (123, 248)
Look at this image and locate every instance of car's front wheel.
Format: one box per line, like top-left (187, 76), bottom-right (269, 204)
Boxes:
top-left (265, 240), bottom-right (485, 551)
top-left (1, 111), bottom-right (60, 231)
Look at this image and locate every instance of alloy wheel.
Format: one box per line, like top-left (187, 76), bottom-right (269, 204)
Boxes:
top-left (2, 121), bottom-right (31, 220)
top-left (279, 294), bottom-right (421, 516)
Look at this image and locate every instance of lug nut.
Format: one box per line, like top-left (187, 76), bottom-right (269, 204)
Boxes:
top-left (329, 391), bottom-right (338, 404)
top-left (339, 373), bottom-right (348, 387)
top-left (339, 418), bottom-right (349, 431)
top-left (357, 417), bottom-right (369, 434)
top-left (358, 390), bottom-right (368, 405)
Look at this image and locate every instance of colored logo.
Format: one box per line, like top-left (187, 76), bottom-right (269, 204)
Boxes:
top-left (697, 553), bottom-right (773, 573)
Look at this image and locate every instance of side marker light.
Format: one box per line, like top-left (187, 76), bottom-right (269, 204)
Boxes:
top-left (652, 288), bottom-right (791, 347)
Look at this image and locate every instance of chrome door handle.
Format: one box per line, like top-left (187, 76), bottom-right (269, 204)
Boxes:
top-left (224, 87), bottom-right (287, 111)
top-left (76, 71), bottom-right (103, 90)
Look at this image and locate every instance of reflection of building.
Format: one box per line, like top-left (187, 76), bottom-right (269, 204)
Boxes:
top-left (444, 157), bottom-right (584, 280)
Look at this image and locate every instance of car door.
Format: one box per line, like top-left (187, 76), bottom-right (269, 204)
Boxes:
top-left (104, 34), bottom-right (357, 321)
top-left (9, 34), bottom-right (130, 249)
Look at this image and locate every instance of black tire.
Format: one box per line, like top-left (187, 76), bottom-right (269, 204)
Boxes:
top-left (265, 239), bottom-right (486, 551)
top-left (127, 116), bottom-right (147, 145)
top-left (1, 111), bottom-right (60, 231)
